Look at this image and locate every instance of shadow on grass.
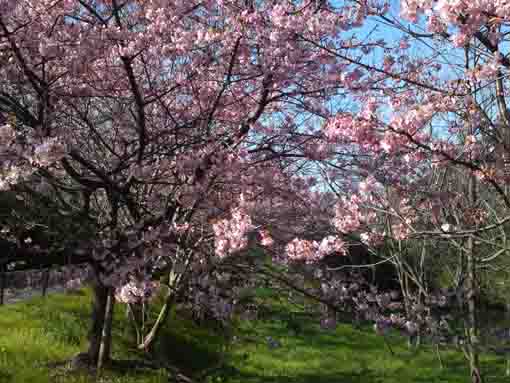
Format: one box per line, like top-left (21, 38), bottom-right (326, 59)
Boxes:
top-left (0, 370), bottom-right (12, 383)
top-left (213, 370), bottom-right (382, 383)
top-left (210, 358), bottom-right (472, 383)
top-left (147, 318), bottom-right (227, 377)
top-left (5, 290), bottom-right (509, 383)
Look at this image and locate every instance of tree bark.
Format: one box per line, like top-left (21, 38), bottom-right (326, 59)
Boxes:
top-left (41, 269), bottom-right (50, 297)
top-left (97, 287), bottom-right (114, 370)
top-left (466, 235), bottom-right (483, 383)
top-left (126, 303), bottom-right (142, 344)
top-left (71, 273), bottom-right (109, 370)
top-left (466, 172), bottom-right (483, 383)
top-left (0, 265), bottom-right (5, 305)
top-left (138, 289), bottom-right (175, 352)
top-left (87, 281), bottom-right (108, 363)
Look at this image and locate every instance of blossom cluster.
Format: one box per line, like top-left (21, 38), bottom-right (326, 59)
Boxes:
top-left (115, 279), bottom-right (160, 304)
top-left (400, 0), bottom-right (510, 50)
top-left (213, 206), bottom-right (253, 258)
top-left (284, 236), bottom-right (346, 264)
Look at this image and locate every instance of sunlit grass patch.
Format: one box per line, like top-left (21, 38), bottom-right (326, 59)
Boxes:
top-left (0, 288), bottom-right (508, 382)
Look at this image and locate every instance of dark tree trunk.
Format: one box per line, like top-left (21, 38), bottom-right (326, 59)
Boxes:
top-left (72, 267), bottom-right (109, 369)
top-left (41, 269), bottom-right (50, 296)
top-left (87, 280), bottom-right (108, 364)
top-left (0, 265), bottom-right (5, 305)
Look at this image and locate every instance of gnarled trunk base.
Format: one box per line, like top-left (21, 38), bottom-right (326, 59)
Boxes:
top-left (72, 267), bottom-right (113, 370)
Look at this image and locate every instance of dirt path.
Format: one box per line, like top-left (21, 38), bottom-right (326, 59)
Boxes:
top-left (2, 286), bottom-right (68, 305)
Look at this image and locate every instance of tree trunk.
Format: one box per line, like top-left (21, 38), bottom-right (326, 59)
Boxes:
top-left (0, 265), bottom-right (5, 305)
top-left (398, 268), bottom-right (415, 348)
top-left (97, 287), bottom-right (114, 370)
top-left (466, 235), bottom-right (482, 383)
top-left (466, 172), bottom-right (483, 383)
top-left (88, 281), bottom-right (108, 363)
top-left (71, 273), bottom-right (109, 370)
top-left (138, 289), bottom-right (175, 352)
top-left (456, 252), bottom-right (465, 312)
top-left (41, 269), bottom-right (50, 297)
top-left (126, 303), bottom-right (142, 344)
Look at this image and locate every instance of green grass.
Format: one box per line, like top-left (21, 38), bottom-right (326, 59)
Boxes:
top-left (0, 289), bottom-right (508, 382)
top-left (0, 290), bottom-right (173, 383)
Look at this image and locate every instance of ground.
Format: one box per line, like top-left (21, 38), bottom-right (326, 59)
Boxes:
top-left (0, 288), bottom-right (508, 383)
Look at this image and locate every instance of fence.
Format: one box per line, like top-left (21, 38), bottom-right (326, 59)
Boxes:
top-left (0, 252), bottom-right (90, 305)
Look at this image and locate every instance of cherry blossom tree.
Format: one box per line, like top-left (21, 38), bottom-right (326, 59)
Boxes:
top-left (0, 0), bottom-right (371, 368)
top-left (291, 2), bottom-right (510, 381)
top-left (3, 1), bottom-right (510, 381)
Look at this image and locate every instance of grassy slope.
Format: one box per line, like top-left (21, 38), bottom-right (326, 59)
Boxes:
top-left (0, 289), bottom-right (508, 383)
